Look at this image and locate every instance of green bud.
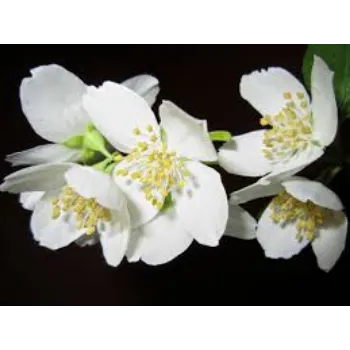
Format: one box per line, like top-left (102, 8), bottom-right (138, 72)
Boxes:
top-left (209, 130), bottom-right (232, 142)
top-left (63, 135), bottom-right (84, 149)
top-left (81, 148), bottom-right (97, 163)
top-left (83, 123), bottom-right (112, 158)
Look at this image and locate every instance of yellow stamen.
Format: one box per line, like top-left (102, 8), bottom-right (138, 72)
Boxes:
top-left (51, 186), bottom-right (112, 235)
top-left (133, 127), bottom-right (141, 135)
top-left (114, 154), bottom-right (123, 163)
top-left (118, 125), bottom-right (192, 209)
top-left (260, 92), bottom-right (313, 163)
top-left (270, 191), bottom-right (329, 241)
top-left (150, 134), bottom-right (158, 142)
top-left (300, 100), bottom-right (308, 109)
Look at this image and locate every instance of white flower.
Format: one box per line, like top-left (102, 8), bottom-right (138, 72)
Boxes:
top-left (6, 64), bottom-right (160, 166)
top-left (228, 177), bottom-right (347, 272)
top-left (0, 163), bottom-right (130, 267)
top-left (218, 56), bottom-right (337, 184)
top-left (83, 82), bottom-right (229, 265)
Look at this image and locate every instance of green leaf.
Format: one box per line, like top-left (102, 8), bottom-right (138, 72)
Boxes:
top-left (209, 130), bottom-right (232, 142)
top-left (303, 44), bottom-right (350, 117)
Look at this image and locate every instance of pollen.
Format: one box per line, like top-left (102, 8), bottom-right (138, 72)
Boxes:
top-left (150, 134), bottom-right (158, 142)
top-left (114, 154), bottom-right (124, 163)
top-left (51, 186), bottom-right (112, 236)
top-left (133, 127), bottom-right (141, 135)
top-left (270, 191), bottom-right (329, 241)
top-left (116, 126), bottom-right (191, 209)
top-left (261, 91), bottom-right (312, 163)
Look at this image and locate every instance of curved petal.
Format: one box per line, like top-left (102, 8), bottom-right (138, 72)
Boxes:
top-left (256, 205), bottom-right (309, 259)
top-left (30, 192), bottom-right (84, 249)
top-left (230, 180), bottom-right (283, 205)
top-left (312, 212), bottom-right (348, 272)
top-left (218, 130), bottom-right (272, 177)
top-left (64, 166), bottom-right (125, 211)
top-left (311, 56), bottom-right (338, 146)
top-left (282, 178), bottom-right (343, 211)
top-left (20, 64), bottom-right (89, 143)
top-left (19, 191), bottom-right (44, 210)
top-left (121, 74), bottom-right (160, 107)
top-left (83, 82), bottom-right (160, 153)
top-left (0, 163), bottom-right (72, 193)
top-left (262, 145), bottom-right (324, 184)
top-left (127, 207), bottom-right (193, 265)
top-left (224, 205), bottom-right (257, 240)
top-left (100, 205), bottom-right (130, 267)
top-left (175, 161), bottom-right (228, 247)
top-left (159, 100), bottom-right (217, 162)
top-left (113, 160), bottom-right (158, 229)
top-left (240, 67), bottom-right (310, 117)
top-left (6, 144), bottom-right (81, 166)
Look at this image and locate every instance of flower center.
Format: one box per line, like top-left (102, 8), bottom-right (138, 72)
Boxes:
top-left (260, 91), bottom-right (313, 163)
top-left (270, 190), bottom-right (329, 241)
top-left (116, 125), bottom-right (191, 209)
top-left (51, 186), bottom-right (112, 235)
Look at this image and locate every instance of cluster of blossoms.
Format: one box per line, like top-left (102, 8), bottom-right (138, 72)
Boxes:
top-left (1, 56), bottom-right (347, 272)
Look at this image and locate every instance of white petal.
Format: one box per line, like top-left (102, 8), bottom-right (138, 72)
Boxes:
top-left (282, 178), bottom-right (343, 211)
top-left (311, 56), bottom-right (338, 146)
top-left (113, 160), bottom-right (158, 229)
top-left (121, 74), bottom-right (160, 107)
top-left (83, 82), bottom-right (160, 153)
top-left (312, 212), bottom-right (348, 272)
top-left (159, 100), bottom-right (217, 162)
top-left (126, 228), bottom-right (143, 262)
top-left (262, 145), bottom-right (324, 184)
top-left (218, 130), bottom-right (272, 177)
top-left (20, 64), bottom-right (89, 143)
top-left (175, 161), bottom-right (228, 247)
top-left (100, 205), bottom-right (130, 267)
top-left (257, 205), bottom-right (309, 259)
top-left (225, 205), bottom-right (257, 240)
top-left (30, 192), bottom-right (84, 249)
top-left (240, 67), bottom-right (310, 117)
top-left (64, 166), bottom-right (125, 211)
top-left (0, 163), bottom-right (72, 193)
top-left (230, 180), bottom-right (283, 205)
top-left (127, 207), bottom-right (193, 265)
top-left (20, 191), bottom-right (44, 210)
top-left (6, 144), bottom-right (81, 166)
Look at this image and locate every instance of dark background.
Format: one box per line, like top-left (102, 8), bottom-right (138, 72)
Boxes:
top-left (1, 45), bottom-right (350, 305)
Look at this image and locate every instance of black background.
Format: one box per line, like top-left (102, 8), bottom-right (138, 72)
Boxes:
top-left (1, 45), bottom-right (350, 305)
